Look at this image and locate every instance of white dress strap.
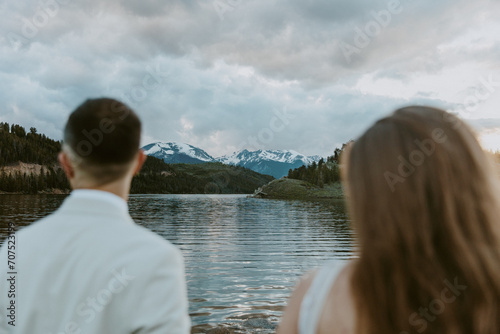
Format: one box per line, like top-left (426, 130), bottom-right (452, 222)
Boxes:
top-left (299, 260), bottom-right (348, 334)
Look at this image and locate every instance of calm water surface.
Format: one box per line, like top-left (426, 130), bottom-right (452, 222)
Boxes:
top-left (0, 194), bottom-right (354, 329)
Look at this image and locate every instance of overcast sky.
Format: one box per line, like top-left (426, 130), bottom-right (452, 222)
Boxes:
top-left (1, 0), bottom-right (499, 157)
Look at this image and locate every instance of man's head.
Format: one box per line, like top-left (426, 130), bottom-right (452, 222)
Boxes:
top-left (59, 98), bottom-right (146, 190)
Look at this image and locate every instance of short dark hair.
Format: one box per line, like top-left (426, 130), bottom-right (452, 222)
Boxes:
top-left (64, 98), bottom-right (141, 182)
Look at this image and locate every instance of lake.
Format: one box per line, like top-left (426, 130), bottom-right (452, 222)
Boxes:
top-left (0, 194), bottom-right (354, 332)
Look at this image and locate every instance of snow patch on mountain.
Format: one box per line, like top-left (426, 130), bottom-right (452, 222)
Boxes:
top-left (218, 149), bottom-right (320, 165)
top-left (142, 142), bottom-right (215, 164)
top-left (142, 142), bottom-right (323, 178)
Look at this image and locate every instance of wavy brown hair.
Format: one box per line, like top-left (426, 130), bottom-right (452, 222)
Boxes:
top-left (344, 106), bottom-right (500, 333)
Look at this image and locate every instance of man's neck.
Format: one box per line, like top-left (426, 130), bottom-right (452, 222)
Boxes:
top-left (72, 181), bottom-right (130, 202)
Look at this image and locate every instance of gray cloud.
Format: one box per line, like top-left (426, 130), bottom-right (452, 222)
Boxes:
top-left (469, 119), bottom-right (500, 131)
top-left (0, 0), bottom-right (499, 157)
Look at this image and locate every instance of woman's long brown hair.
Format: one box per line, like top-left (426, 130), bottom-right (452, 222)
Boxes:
top-left (344, 106), bottom-right (500, 333)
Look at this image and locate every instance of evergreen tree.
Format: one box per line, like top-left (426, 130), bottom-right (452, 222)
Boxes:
top-left (0, 123), bottom-right (273, 194)
top-left (287, 142), bottom-right (351, 186)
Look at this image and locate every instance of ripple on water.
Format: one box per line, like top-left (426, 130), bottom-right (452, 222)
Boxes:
top-left (0, 194), bottom-right (355, 330)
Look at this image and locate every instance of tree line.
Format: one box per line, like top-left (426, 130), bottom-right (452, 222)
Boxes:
top-left (288, 144), bottom-right (500, 189)
top-left (0, 122), bottom-right (70, 193)
top-left (0, 122), bottom-right (62, 166)
top-left (0, 123), bottom-right (273, 194)
top-left (131, 160), bottom-right (274, 194)
top-left (2, 123), bottom-right (497, 193)
top-left (130, 157), bottom-right (201, 194)
top-left (287, 143), bottom-right (351, 187)
top-left (0, 167), bottom-right (69, 194)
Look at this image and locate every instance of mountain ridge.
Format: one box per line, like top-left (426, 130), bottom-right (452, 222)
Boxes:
top-left (142, 142), bottom-right (214, 164)
top-left (142, 141), bottom-right (322, 178)
top-left (0, 123), bottom-right (274, 194)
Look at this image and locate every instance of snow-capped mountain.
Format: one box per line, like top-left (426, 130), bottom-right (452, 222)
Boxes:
top-left (142, 142), bottom-right (215, 164)
top-left (217, 149), bottom-right (322, 178)
top-left (142, 142), bottom-right (322, 178)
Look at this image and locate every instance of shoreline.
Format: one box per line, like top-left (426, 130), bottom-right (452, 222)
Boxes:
top-left (252, 178), bottom-right (344, 201)
top-left (0, 189), bottom-right (70, 195)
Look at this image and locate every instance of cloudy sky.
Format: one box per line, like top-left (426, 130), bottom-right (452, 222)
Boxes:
top-left (1, 0), bottom-right (499, 158)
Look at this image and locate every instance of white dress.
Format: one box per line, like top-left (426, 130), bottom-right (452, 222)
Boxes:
top-left (299, 260), bottom-right (349, 334)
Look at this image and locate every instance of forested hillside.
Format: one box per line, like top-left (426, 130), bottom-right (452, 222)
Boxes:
top-left (0, 122), bottom-right (62, 166)
top-left (287, 145), bottom-right (500, 189)
top-left (0, 123), bottom-right (273, 194)
top-left (0, 122), bottom-right (69, 193)
top-left (131, 161), bottom-right (274, 194)
top-left (287, 143), bottom-right (350, 187)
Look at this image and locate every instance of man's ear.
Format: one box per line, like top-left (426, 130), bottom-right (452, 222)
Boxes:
top-left (58, 151), bottom-right (75, 180)
top-left (133, 150), bottom-right (147, 176)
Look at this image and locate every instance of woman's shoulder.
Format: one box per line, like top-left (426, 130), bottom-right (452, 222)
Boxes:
top-left (276, 269), bottom-right (318, 334)
top-left (277, 259), bottom-right (356, 334)
top-left (316, 260), bottom-right (356, 334)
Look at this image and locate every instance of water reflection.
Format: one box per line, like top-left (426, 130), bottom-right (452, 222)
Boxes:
top-left (0, 194), bottom-right (67, 241)
top-left (0, 194), bottom-right (355, 328)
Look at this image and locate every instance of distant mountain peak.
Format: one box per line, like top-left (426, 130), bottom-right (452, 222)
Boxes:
top-left (219, 149), bottom-right (319, 163)
top-left (142, 142), bottom-right (322, 178)
top-left (142, 142), bottom-right (215, 164)
top-left (217, 149), bottom-right (322, 178)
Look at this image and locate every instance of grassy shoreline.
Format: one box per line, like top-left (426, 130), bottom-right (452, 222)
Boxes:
top-left (252, 178), bottom-right (344, 200)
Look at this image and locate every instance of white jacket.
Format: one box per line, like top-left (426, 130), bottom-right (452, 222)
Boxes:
top-left (0, 190), bottom-right (190, 334)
